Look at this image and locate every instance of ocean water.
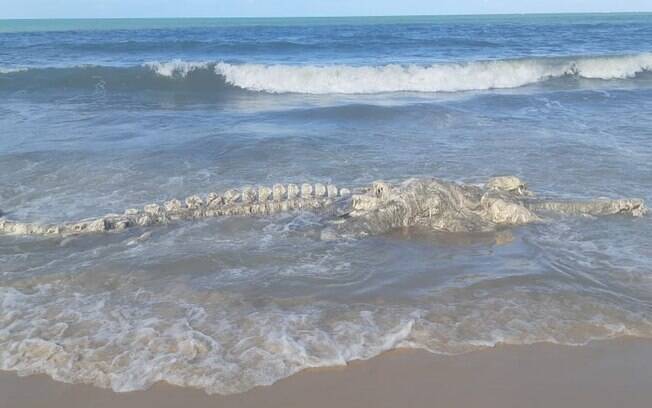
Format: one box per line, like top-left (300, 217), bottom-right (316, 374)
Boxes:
top-left (1, 14), bottom-right (652, 394)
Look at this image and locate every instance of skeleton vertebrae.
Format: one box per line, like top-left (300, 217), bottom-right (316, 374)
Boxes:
top-left (0, 176), bottom-right (646, 237)
top-left (0, 183), bottom-right (351, 236)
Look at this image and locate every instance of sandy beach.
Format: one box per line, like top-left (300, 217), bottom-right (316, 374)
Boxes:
top-left (2, 337), bottom-right (651, 408)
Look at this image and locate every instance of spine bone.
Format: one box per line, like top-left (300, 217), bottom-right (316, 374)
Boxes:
top-left (327, 184), bottom-right (338, 198)
top-left (242, 187), bottom-right (256, 203)
top-left (272, 184), bottom-right (286, 201)
top-left (314, 183), bottom-right (327, 198)
top-left (223, 189), bottom-right (240, 204)
top-left (287, 184), bottom-right (300, 199)
top-left (258, 186), bottom-right (272, 202)
top-left (301, 183), bottom-right (313, 198)
top-left (0, 181), bottom-right (351, 237)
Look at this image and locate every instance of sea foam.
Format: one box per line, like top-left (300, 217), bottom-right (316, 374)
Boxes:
top-left (0, 67), bottom-right (27, 74)
top-left (213, 53), bottom-right (652, 94)
top-left (1, 280), bottom-right (650, 395)
top-left (144, 59), bottom-right (210, 78)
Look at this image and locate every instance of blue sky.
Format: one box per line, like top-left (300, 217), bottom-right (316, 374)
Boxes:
top-left (2, 0), bottom-right (652, 19)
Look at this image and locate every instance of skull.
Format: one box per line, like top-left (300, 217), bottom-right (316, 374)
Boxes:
top-left (350, 181), bottom-right (393, 214)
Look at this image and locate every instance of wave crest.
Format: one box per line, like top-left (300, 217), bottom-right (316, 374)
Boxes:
top-left (213, 53), bottom-right (652, 94)
top-left (0, 67), bottom-right (27, 74)
top-left (144, 59), bottom-right (210, 78)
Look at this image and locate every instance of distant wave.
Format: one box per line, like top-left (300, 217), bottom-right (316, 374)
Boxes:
top-left (2, 53), bottom-right (651, 94)
top-left (52, 37), bottom-right (500, 54)
top-left (0, 67), bottom-right (27, 74)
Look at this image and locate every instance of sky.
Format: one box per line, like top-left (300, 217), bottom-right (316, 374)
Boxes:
top-left (2, 0), bottom-right (652, 19)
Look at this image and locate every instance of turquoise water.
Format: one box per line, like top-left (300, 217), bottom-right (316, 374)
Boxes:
top-left (2, 13), bottom-right (650, 32)
top-left (1, 14), bottom-right (652, 395)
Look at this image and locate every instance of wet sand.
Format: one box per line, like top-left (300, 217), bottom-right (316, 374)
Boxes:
top-left (2, 337), bottom-right (651, 408)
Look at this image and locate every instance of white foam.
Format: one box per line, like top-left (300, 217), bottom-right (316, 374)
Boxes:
top-left (2, 281), bottom-right (651, 395)
top-left (145, 59), bottom-right (209, 78)
top-left (0, 67), bottom-right (27, 74)
top-left (573, 53), bottom-right (652, 79)
top-left (214, 53), bottom-right (652, 94)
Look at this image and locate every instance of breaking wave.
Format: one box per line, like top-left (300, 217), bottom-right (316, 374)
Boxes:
top-left (1, 53), bottom-right (652, 94)
top-left (0, 67), bottom-right (27, 74)
top-left (144, 59), bottom-right (210, 78)
top-left (214, 53), bottom-right (652, 94)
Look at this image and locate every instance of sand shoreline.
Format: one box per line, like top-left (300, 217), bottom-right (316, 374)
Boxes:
top-left (2, 337), bottom-right (652, 408)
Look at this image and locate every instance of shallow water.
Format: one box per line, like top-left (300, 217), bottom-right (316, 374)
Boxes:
top-left (1, 14), bottom-right (652, 394)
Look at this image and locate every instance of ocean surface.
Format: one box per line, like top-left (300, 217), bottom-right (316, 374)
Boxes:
top-left (1, 14), bottom-right (652, 394)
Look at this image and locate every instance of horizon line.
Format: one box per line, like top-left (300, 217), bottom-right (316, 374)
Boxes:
top-left (2, 10), bottom-right (651, 21)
